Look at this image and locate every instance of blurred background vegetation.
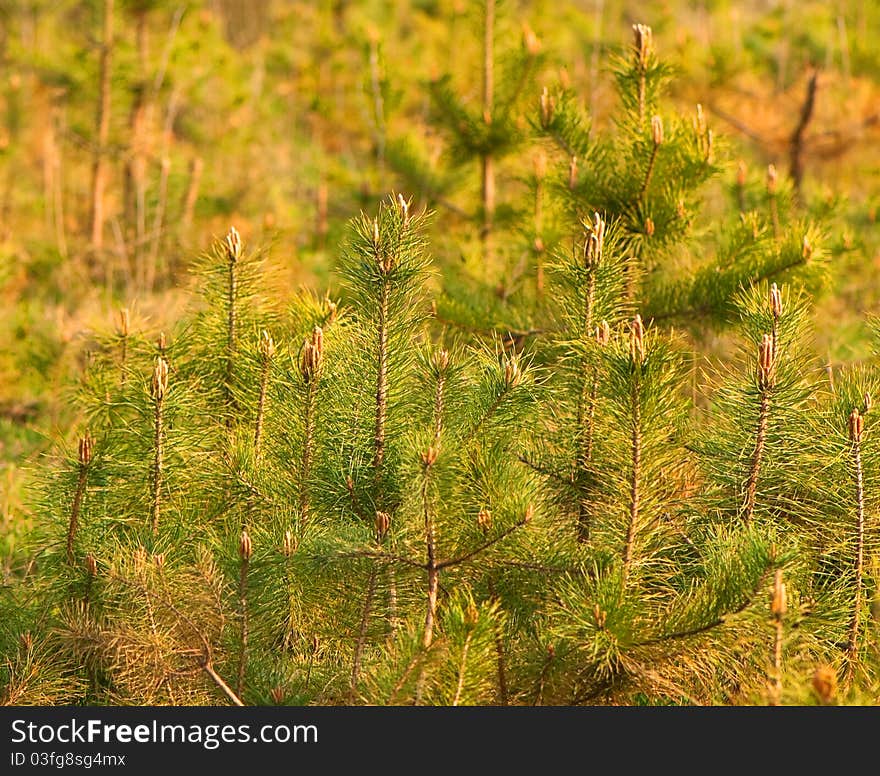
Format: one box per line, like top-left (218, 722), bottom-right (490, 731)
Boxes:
top-left (2, 0), bottom-right (880, 569)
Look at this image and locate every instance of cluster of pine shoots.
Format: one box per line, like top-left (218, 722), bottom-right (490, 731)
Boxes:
top-left (3, 24), bottom-right (880, 707)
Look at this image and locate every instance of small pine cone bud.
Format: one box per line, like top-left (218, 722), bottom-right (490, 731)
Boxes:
top-left (737, 160), bottom-right (747, 187)
top-left (269, 686), bottom-right (286, 705)
top-left (299, 328), bottom-right (324, 383)
top-left (651, 115), bottom-right (664, 146)
top-left (78, 432), bottom-right (94, 467)
top-left (524, 503), bottom-right (535, 523)
top-left (771, 570), bottom-right (787, 619)
top-left (282, 529), bottom-right (295, 558)
top-left (117, 307), bottom-right (130, 337)
top-left (766, 164), bottom-right (778, 195)
top-left (540, 86), bottom-right (555, 128)
top-left (346, 475), bottom-right (355, 493)
top-left (645, 217), bottom-right (655, 236)
top-left (757, 334), bottom-right (775, 389)
top-left (239, 529), bottom-right (253, 561)
top-left (19, 631), bottom-right (33, 653)
top-left (633, 23), bottom-right (653, 68)
top-left (156, 331), bottom-right (167, 353)
top-left (596, 320), bottom-right (611, 346)
top-left (465, 600), bottom-right (480, 629)
top-left (630, 315), bottom-right (646, 363)
top-left (477, 507), bottom-right (492, 534)
top-left (421, 446), bottom-right (439, 467)
top-left (812, 665), bottom-right (838, 705)
top-left (371, 217), bottom-right (380, 248)
top-left (259, 329), bottom-right (276, 360)
top-left (864, 393), bottom-right (873, 414)
top-left (849, 408), bottom-right (864, 443)
top-left (568, 155), bottom-right (578, 190)
top-left (802, 235), bottom-right (813, 261)
top-left (85, 553), bottom-right (98, 577)
top-left (397, 193), bottom-right (410, 228)
top-left (374, 510), bottom-right (391, 541)
top-left (769, 283), bottom-right (783, 318)
top-left (504, 357), bottom-right (522, 388)
top-left (546, 643), bottom-right (555, 660)
top-left (225, 226), bottom-right (242, 263)
top-left (151, 357), bottom-right (170, 401)
top-left (153, 552), bottom-right (165, 571)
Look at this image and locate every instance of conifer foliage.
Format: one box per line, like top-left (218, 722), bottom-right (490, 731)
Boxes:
top-left (4, 20), bottom-right (880, 708)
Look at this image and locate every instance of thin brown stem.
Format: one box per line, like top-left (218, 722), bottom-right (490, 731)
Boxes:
top-left (300, 381), bottom-right (317, 518)
top-left (622, 378), bottom-right (641, 586)
top-left (373, 282), bottom-right (389, 473)
top-left (742, 391), bottom-right (770, 525)
top-left (150, 396), bottom-right (163, 535)
top-left (349, 566), bottom-right (377, 703)
top-left (203, 662), bottom-right (245, 707)
top-left (225, 256), bottom-right (238, 424)
top-left (236, 557), bottom-right (249, 698)
top-left (66, 465), bottom-right (88, 565)
top-left (638, 144), bottom-right (659, 202)
top-left (846, 436), bottom-right (865, 681)
top-left (451, 632), bottom-right (473, 707)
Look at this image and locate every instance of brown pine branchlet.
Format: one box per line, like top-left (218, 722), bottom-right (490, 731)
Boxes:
top-left (743, 334), bottom-right (776, 524)
top-left (224, 226), bottom-right (242, 426)
top-left (150, 356), bottom-right (169, 535)
top-left (236, 528), bottom-right (253, 698)
top-left (67, 432), bottom-right (93, 565)
top-left (117, 307), bottom-right (129, 386)
top-left (623, 315), bottom-right (646, 586)
top-left (253, 329), bottom-right (275, 459)
top-left (638, 115), bottom-right (663, 202)
top-left (299, 326), bottom-right (324, 519)
top-left (846, 406), bottom-right (866, 683)
top-left (769, 569), bottom-right (787, 705)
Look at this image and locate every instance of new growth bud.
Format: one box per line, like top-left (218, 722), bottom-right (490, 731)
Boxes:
top-left (769, 283), bottom-right (783, 318)
top-left (583, 212), bottom-right (606, 269)
top-left (151, 357), bottom-right (170, 401)
top-left (849, 408), bottom-right (864, 444)
top-left (757, 334), bottom-right (775, 390)
top-left (78, 432), bottom-right (94, 467)
top-left (432, 348), bottom-right (450, 375)
top-left (645, 217), bottom-right (655, 236)
top-left (258, 329), bottom-right (275, 360)
top-left (524, 503), bottom-right (535, 523)
top-left (117, 307), bottom-right (130, 337)
top-left (300, 326), bottom-right (324, 383)
top-left (420, 446), bottom-right (439, 467)
top-left (477, 507), bottom-right (492, 534)
top-left (397, 193), bottom-right (410, 228)
top-left (503, 356), bottom-right (523, 388)
top-left (596, 320), bottom-right (611, 346)
top-left (374, 510), bottom-right (391, 541)
top-left (85, 553), bottom-right (98, 577)
top-left (651, 114), bottom-right (664, 147)
top-left (225, 226), bottom-right (242, 263)
top-left (802, 235), bottom-right (813, 261)
top-left (632, 23), bottom-right (653, 68)
top-left (630, 315), bottom-right (646, 364)
top-left (465, 599), bottom-right (480, 629)
top-left (239, 529), bottom-right (253, 561)
top-left (771, 570), bottom-right (787, 620)
top-left (282, 530), bottom-right (295, 558)
top-left (156, 331), bottom-right (167, 353)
